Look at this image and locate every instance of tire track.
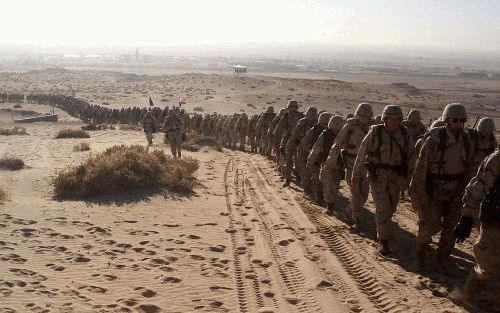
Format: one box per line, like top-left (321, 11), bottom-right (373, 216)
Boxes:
top-left (247, 155), bottom-right (448, 313)
top-left (245, 158), bottom-right (379, 313)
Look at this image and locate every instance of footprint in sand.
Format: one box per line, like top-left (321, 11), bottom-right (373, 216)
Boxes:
top-left (46, 263), bottom-right (65, 271)
top-left (12, 218), bottom-right (37, 225)
top-left (0, 253), bottom-right (27, 264)
top-left (137, 304), bottom-right (162, 313)
top-left (161, 276), bottom-right (182, 284)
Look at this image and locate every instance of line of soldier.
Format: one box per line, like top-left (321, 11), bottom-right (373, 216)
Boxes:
top-left (2, 92), bottom-right (498, 309)
top-left (194, 100), bottom-right (498, 310)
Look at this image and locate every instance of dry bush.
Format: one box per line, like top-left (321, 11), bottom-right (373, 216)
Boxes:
top-left (55, 129), bottom-right (90, 139)
top-left (73, 142), bottom-right (90, 151)
top-left (82, 124), bottom-right (110, 131)
top-left (52, 145), bottom-right (198, 198)
top-left (0, 187), bottom-right (6, 203)
top-left (182, 133), bottom-right (221, 152)
top-left (193, 106), bottom-right (204, 112)
top-left (0, 126), bottom-right (28, 136)
top-left (13, 104), bottom-right (22, 108)
top-left (119, 124), bottom-right (142, 131)
top-left (0, 157), bottom-right (24, 170)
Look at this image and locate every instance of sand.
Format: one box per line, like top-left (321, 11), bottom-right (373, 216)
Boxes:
top-left (1, 69), bottom-right (497, 312)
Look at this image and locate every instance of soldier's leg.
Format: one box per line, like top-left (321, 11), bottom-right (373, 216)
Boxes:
top-left (322, 169), bottom-right (337, 207)
top-left (349, 168), bottom-right (369, 225)
top-left (371, 178), bottom-right (401, 244)
top-left (416, 199), bottom-right (442, 268)
top-left (176, 133), bottom-right (183, 157)
top-left (145, 131), bottom-right (153, 145)
top-left (284, 143), bottom-right (296, 184)
top-left (463, 225), bottom-right (500, 310)
top-left (436, 200), bottom-right (462, 261)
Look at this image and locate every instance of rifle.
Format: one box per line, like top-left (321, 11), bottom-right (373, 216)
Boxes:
top-left (472, 116), bottom-right (480, 129)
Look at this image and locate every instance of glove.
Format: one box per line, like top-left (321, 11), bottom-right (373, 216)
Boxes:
top-left (453, 215), bottom-right (473, 243)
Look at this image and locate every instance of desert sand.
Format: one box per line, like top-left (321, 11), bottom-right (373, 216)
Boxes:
top-left (1, 69), bottom-right (498, 313)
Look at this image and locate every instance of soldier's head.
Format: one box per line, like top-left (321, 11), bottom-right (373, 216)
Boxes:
top-left (318, 112), bottom-right (332, 127)
top-left (266, 106), bottom-right (274, 114)
top-left (328, 115), bottom-right (344, 133)
top-left (382, 105), bottom-right (403, 132)
top-left (407, 109), bottom-right (422, 125)
top-left (477, 117), bottom-right (496, 137)
top-left (241, 112), bottom-right (248, 119)
top-left (287, 99), bottom-right (299, 112)
top-left (430, 118), bottom-right (446, 129)
top-left (345, 113), bottom-right (354, 121)
top-left (277, 108), bottom-right (285, 117)
top-left (305, 106), bottom-right (318, 122)
top-left (374, 115), bottom-right (382, 124)
top-left (354, 102), bottom-right (373, 126)
top-left (442, 103), bottom-right (467, 132)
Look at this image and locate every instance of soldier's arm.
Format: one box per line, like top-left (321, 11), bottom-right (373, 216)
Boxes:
top-left (323, 125), bottom-right (348, 171)
top-left (406, 135), bottom-right (416, 176)
top-left (273, 115), bottom-right (285, 137)
top-left (307, 134), bottom-right (324, 167)
top-left (298, 128), bottom-right (314, 151)
top-left (409, 137), bottom-right (432, 204)
top-left (352, 130), bottom-right (372, 179)
top-left (462, 152), bottom-right (499, 218)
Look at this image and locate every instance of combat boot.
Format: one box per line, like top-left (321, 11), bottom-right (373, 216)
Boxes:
top-left (416, 247), bottom-right (426, 271)
top-left (378, 240), bottom-right (392, 256)
top-left (283, 179), bottom-right (290, 187)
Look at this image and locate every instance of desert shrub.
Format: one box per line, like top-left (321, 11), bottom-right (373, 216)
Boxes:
top-left (0, 126), bottom-right (28, 136)
top-left (73, 142), bottom-right (90, 151)
top-left (82, 124), bottom-right (111, 131)
top-left (0, 187), bottom-right (6, 203)
top-left (193, 106), bottom-right (204, 112)
top-left (13, 104), bottom-right (22, 108)
top-left (182, 133), bottom-right (221, 152)
top-left (119, 124), bottom-right (142, 131)
top-left (0, 157), bottom-right (24, 170)
top-left (52, 145), bottom-right (198, 198)
top-left (55, 129), bottom-right (90, 139)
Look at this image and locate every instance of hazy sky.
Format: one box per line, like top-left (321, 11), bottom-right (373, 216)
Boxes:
top-left (2, 0), bottom-right (499, 51)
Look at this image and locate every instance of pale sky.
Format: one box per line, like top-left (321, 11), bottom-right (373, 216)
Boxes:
top-left (2, 0), bottom-right (499, 51)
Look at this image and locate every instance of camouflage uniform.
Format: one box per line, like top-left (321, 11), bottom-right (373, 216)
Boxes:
top-left (247, 114), bottom-right (260, 153)
top-left (141, 110), bottom-right (156, 145)
top-left (236, 113), bottom-right (249, 150)
top-left (309, 115), bottom-right (344, 209)
top-left (401, 110), bottom-right (427, 197)
top-left (321, 103), bottom-right (373, 226)
top-left (469, 117), bottom-right (497, 175)
top-left (269, 108), bottom-right (285, 158)
top-left (297, 112), bottom-right (331, 194)
top-left (457, 150), bottom-right (500, 311)
top-left (256, 106), bottom-right (275, 154)
top-left (284, 106), bottom-right (318, 186)
top-left (410, 103), bottom-right (474, 270)
top-left (274, 100), bottom-right (304, 174)
top-left (163, 111), bottom-right (185, 157)
top-left (353, 105), bottom-right (414, 253)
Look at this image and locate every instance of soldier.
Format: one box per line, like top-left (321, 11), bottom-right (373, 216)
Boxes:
top-left (247, 114), bottom-right (260, 153)
top-left (269, 108), bottom-right (286, 159)
top-left (256, 106), bottom-right (275, 155)
top-left (454, 149), bottom-right (500, 311)
top-left (410, 103), bottom-right (474, 272)
top-left (162, 109), bottom-right (185, 158)
top-left (321, 103), bottom-right (373, 230)
top-left (283, 106), bottom-right (318, 187)
top-left (141, 109), bottom-right (156, 146)
top-left (297, 112), bottom-right (331, 195)
top-left (353, 105), bottom-right (414, 255)
top-left (468, 117), bottom-right (497, 174)
top-left (236, 113), bottom-right (249, 150)
top-left (274, 100), bottom-right (304, 175)
top-left (401, 109), bottom-right (427, 197)
top-left (309, 115), bottom-right (344, 210)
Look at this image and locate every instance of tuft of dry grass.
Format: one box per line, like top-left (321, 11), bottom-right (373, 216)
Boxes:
top-left (53, 145), bottom-right (198, 198)
top-left (73, 142), bottom-right (90, 152)
top-left (55, 129), bottom-right (90, 139)
top-left (82, 124), bottom-right (112, 131)
top-left (0, 157), bottom-right (24, 170)
top-left (119, 124), bottom-right (142, 131)
top-left (0, 126), bottom-right (28, 136)
top-left (0, 187), bottom-right (6, 203)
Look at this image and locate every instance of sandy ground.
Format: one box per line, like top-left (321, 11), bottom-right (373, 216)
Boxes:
top-left (0, 69), bottom-right (497, 313)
